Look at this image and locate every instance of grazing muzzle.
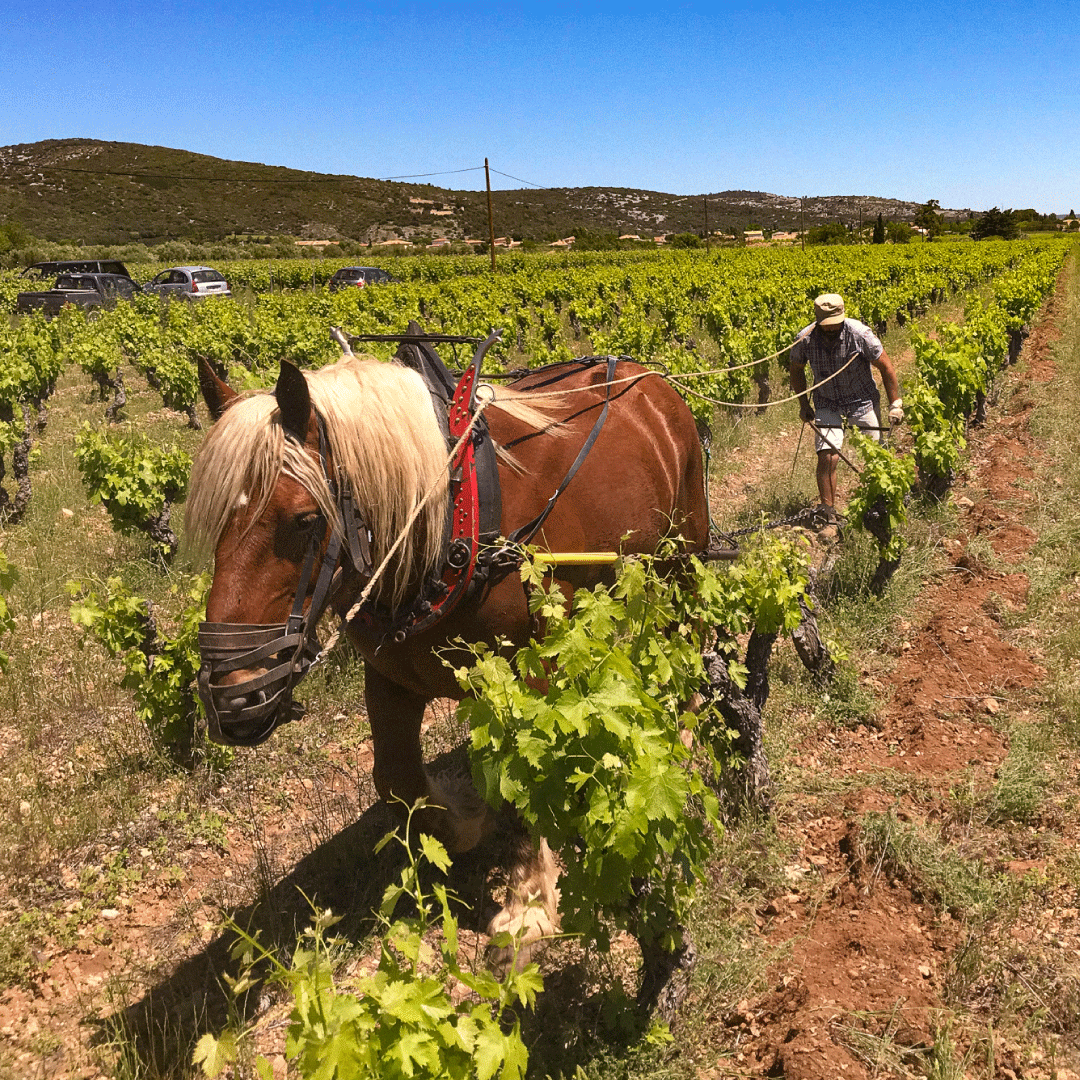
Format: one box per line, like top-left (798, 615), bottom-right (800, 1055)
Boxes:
top-left (197, 621), bottom-right (321, 745)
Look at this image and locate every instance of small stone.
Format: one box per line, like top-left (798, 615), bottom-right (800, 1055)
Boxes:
top-left (956, 496), bottom-right (974, 508)
top-left (60, 508), bottom-right (74, 518)
top-left (918, 963), bottom-right (932, 978)
top-left (984, 697), bottom-right (1000, 715)
top-left (101, 908), bottom-right (119, 920)
top-left (18, 800), bottom-right (31, 818)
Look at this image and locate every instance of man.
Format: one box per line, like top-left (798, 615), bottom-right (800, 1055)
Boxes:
top-left (789, 293), bottom-right (903, 522)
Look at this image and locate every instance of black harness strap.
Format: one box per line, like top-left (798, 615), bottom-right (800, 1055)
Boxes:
top-left (506, 354), bottom-right (619, 547)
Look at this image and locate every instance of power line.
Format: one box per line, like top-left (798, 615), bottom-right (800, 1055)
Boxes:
top-left (489, 168), bottom-right (547, 189)
top-left (15, 164), bottom-right (359, 183)
top-left (9, 163), bottom-right (488, 185)
top-left (14, 161), bottom-right (551, 189)
top-left (376, 166), bottom-right (485, 181)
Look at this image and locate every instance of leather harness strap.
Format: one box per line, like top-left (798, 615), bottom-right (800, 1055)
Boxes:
top-left (506, 354), bottom-right (619, 547)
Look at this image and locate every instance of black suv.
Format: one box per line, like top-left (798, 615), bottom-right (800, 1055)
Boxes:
top-left (327, 266), bottom-right (397, 291)
top-left (21, 259), bottom-right (132, 280)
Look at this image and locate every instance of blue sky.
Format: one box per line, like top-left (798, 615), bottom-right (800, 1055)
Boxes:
top-left (2, 0), bottom-right (1077, 213)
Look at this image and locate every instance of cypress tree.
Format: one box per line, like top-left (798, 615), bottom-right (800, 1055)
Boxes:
top-left (872, 213), bottom-right (886, 244)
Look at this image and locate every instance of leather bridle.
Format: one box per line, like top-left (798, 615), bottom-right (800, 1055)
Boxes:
top-left (197, 414), bottom-right (368, 746)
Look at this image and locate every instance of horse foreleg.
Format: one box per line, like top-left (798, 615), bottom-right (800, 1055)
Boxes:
top-left (365, 663), bottom-right (494, 853)
top-left (366, 662), bottom-right (430, 809)
top-left (487, 834), bottom-right (561, 976)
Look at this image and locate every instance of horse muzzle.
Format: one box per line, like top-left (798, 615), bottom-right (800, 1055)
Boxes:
top-left (198, 622), bottom-right (318, 746)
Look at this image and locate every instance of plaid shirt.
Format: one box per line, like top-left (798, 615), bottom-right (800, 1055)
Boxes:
top-left (791, 319), bottom-right (884, 411)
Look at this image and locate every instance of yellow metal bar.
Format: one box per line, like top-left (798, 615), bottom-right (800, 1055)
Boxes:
top-left (530, 552), bottom-right (621, 566)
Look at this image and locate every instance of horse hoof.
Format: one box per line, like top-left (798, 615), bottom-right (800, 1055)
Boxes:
top-left (486, 902), bottom-right (559, 977)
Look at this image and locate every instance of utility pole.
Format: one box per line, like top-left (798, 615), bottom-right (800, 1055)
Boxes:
top-left (485, 158), bottom-right (496, 272)
top-left (703, 194), bottom-right (709, 250)
top-left (800, 197), bottom-right (805, 250)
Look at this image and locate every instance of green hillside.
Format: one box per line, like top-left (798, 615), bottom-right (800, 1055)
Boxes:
top-left (0, 138), bottom-right (950, 246)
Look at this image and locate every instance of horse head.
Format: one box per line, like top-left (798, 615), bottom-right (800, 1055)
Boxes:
top-left (190, 359), bottom-right (342, 745)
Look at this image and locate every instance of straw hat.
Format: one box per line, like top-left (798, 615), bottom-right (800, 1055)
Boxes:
top-left (814, 294), bottom-right (846, 327)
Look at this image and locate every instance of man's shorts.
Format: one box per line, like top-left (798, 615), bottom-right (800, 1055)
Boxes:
top-left (813, 401), bottom-right (881, 453)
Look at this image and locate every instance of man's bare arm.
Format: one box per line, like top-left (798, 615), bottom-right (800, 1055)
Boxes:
top-left (871, 349), bottom-right (901, 406)
top-left (789, 359), bottom-right (814, 421)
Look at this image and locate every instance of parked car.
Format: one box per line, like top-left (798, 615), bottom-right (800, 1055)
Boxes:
top-left (16, 273), bottom-right (141, 317)
top-left (143, 266), bottom-right (231, 301)
top-left (21, 259), bottom-right (132, 280)
top-left (327, 266), bottom-right (397, 291)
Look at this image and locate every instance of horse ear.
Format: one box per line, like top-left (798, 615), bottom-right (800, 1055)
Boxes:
top-left (198, 357), bottom-right (238, 421)
top-left (275, 361), bottom-right (312, 442)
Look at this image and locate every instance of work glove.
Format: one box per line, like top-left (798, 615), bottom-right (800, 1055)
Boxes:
top-left (888, 398), bottom-right (904, 424)
top-left (799, 399), bottom-right (815, 424)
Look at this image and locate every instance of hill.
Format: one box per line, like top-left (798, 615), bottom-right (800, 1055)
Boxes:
top-left (0, 138), bottom-right (970, 245)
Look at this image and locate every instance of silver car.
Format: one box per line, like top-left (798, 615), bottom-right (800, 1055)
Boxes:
top-left (144, 266), bottom-right (232, 301)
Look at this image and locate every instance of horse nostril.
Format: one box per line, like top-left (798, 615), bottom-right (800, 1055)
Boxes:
top-left (221, 688), bottom-right (268, 714)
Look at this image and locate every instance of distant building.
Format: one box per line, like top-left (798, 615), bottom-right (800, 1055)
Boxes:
top-left (745, 230), bottom-right (765, 244)
top-left (431, 209), bottom-right (454, 216)
top-left (409, 197), bottom-right (434, 204)
top-left (653, 235), bottom-right (667, 244)
top-left (550, 236), bottom-right (576, 248)
top-left (294, 239), bottom-right (335, 247)
top-left (377, 238), bottom-right (412, 246)
top-left (770, 231), bottom-right (798, 243)
top-left (430, 238), bottom-right (452, 247)
top-left (619, 234), bottom-right (642, 241)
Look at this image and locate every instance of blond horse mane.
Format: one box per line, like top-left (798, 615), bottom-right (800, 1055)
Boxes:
top-left (187, 355), bottom-right (563, 611)
top-left (188, 356), bottom-right (450, 610)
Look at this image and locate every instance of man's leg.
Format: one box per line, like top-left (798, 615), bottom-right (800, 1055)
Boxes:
top-left (816, 450), bottom-right (839, 508)
top-left (851, 401), bottom-right (882, 443)
top-left (812, 406), bottom-right (843, 511)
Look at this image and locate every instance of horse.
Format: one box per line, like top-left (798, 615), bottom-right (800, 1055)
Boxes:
top-left (187, 333), bottom-right (710, 990)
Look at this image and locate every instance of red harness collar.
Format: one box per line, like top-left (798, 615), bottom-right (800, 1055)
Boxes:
top-left (351, 341), bottom-right (492, 644)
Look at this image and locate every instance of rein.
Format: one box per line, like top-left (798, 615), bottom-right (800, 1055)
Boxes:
top-left (504, 354), bottom-right (618, 547)
top-left (197, 333), bottom-right (771, 743)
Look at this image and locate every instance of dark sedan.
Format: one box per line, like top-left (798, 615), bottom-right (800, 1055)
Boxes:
top-left (327, 266), bottom-right (397, 291)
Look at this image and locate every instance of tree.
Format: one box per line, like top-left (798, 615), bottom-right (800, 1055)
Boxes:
top-left (806, 222), bottom-right (849, 245)
top-left (886, 221), bottom-right (913, 244)
top-left (668, 232), bottom-right (703, 249)
top-left (872, 213), bottom-right (886, 245)
top-left (915, 199), bottom-right (943, 239)
top-left (970, 207), bottom-right (1019, 241)
top-left (0, 218), bottom-right (30, 257)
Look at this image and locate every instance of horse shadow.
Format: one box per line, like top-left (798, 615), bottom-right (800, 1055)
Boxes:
top-left (96, 745), bottom-right (524, 1075)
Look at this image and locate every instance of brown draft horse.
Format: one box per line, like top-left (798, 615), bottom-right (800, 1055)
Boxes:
top-left (187, 341), bottom-right (709, 975)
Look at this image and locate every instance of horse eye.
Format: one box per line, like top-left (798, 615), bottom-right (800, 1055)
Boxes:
top-left (294, 511), bottom-right (321, 532)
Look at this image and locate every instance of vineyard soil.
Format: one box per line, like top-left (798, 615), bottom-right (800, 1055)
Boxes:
top-left (0, 255), bottom-right (1078, 1079)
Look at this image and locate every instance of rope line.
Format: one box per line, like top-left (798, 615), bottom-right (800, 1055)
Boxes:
top-left (672, 352), bottom-right (860, 410)
top-left (507, 343), bottom-right (855, 412)
top-left (312, 338), bottom-right (857, 656)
